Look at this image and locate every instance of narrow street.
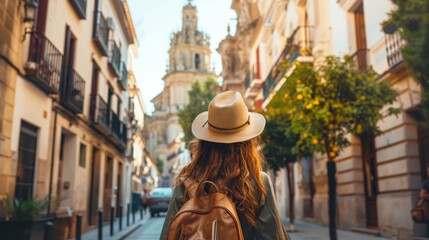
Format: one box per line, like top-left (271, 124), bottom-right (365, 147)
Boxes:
top-left (98, 214), bottom-right (388, 240)
top-left (126, 215), bottom-right (166, 240)
top-left (119, 215), bottom-right (390, 240)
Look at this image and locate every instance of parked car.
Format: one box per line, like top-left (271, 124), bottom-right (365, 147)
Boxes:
top-left (149, 187), bottom-right (173, 217)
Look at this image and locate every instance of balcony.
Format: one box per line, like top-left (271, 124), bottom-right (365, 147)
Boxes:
top-left (93, 11), bottom-right (109, 56)
top-left (25, 32), bottom-right (63, 94)
top-left (127, 97), bottom-right (135, 120)
top-left (69, 0), bottom-right (87, 19)
top-left (118, 62), bottom-right (128, 91)
top-left (90, 95), bottom-right (110, 135)
top-left (350, 48), bottom-right (369, 71)
top-left (121, 122), bottom-right (128, 146)
top-left (385, 25), bottom-right (404, 67)
top-left (111, 111), bottom-right (121, 140)
top-left (61, 66), bottom-right (85, 113)
top-left (262, 25), bottom-right (314, 100)
top-left (108, 41), bottom-right (121, 78)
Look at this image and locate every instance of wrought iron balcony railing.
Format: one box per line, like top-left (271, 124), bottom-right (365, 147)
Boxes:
top-left (25, 32), bottom-right (63, 94)
top-left (61, 65), bottom-right (85, 113)
top-left (262, 25), bottom-right (314, 100)
top-left (108, 41), bottom-right (121, 77)
top-left (69, 0), bottom-right (87, 19)
top-left (90, 94), bottom-right (110, 134)
top-left (118, 62), bottom-right (128, 91)
top-left (350, 48), bottom-right (369, 71)
top-left (93, 11), bottom-right (109, 56)
top-left (121, 122), bottom-right (128, 146)
top-left (111, 111), bottom-right (121, 140)
top-left (385, 25), bottom-right (404, 67)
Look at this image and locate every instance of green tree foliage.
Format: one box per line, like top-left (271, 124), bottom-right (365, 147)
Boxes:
top-left (265, 56), bottom-right (398, 239)
top-left (389, 0), bottom-right (429, 119)
top-left (283, 56), bottom-right (398, 158)
top-left (262, 96), bottom-right (304, 171)
top-left (178, 77), bottom-right (219, 145)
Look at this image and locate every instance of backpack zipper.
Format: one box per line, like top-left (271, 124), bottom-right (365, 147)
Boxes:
top-left (211, 220), bottom-right (218, 240)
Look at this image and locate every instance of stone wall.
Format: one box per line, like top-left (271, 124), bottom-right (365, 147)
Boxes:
top-left (0, 0), bottom-right (23, 203)
top-left (375, 74), bottom-right (423, 239)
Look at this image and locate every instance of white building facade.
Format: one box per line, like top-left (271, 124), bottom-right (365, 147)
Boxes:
top-left (220, 0), bottom-right (427, 239)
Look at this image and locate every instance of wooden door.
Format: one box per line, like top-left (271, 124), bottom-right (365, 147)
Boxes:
top-left (362, 137), bottom-right (378, 228)
top-left (55, 134), bottom-right (65, 209)
top-left (354, 3), bottom-right (368, 70)
top-left (103, 156), bottom-right (113, 220)
top-left (88, 147), bottom-right (101, 225)
top-left (116, 162), bottom-right (123, 218)
top-left (36, 0), bottom-right (49, 33)
top-left (15, 122), bottom-right (38, 200)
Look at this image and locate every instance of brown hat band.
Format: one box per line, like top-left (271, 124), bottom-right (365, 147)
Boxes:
top-left (202, 116), bottom-right (250, 133)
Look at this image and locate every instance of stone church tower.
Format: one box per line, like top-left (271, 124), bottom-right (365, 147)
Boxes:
top-left (145, 1), bottom-right (215, 184)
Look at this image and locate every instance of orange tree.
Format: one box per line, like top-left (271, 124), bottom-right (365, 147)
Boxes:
top-left (279, 56), bottom-right (398, 240)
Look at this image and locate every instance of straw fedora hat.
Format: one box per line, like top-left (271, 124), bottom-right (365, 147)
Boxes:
top-left (191, 91), bottom-right (266, 143)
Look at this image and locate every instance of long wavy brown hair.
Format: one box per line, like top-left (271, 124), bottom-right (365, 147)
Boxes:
top-left (175, 137), bottom-right (267, 226)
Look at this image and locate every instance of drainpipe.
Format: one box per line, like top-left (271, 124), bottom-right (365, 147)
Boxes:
top-left (47, 104), bottom-right (58, 215)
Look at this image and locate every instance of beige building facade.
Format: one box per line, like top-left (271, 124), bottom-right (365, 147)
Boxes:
top-left (128, 73), bottom-right (161, 193)
top-left (220, 0), bottom-right (428, 239)
top-left (0, 0), bottom-right (152, 236)
top-left (145, 2), bottom-right (215, 185)
top-left (0, 0), bottom-right (25, 215)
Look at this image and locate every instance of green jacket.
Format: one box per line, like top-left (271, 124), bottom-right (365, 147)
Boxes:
top-left (160, 172), bottom-right (290, 240)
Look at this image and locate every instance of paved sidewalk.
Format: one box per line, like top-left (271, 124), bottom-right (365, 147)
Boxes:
top-left (282, 218), bottom-right (389, 240)
top-left (82, 211), bottom-right (150, 240)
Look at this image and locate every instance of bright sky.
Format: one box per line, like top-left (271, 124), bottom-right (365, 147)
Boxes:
top-left (128, 0), bottom-right (237, 114)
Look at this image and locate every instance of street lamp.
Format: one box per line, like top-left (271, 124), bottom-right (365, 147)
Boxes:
top-left (24, 0), bottom-right (38, 23)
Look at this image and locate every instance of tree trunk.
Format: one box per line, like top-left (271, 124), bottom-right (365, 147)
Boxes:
top-left (327, 160), bottom-right (337, 240)
top-left (286, 163), bottom-right (296, 232)
top-left (324, 136), bottom-right (337, 240)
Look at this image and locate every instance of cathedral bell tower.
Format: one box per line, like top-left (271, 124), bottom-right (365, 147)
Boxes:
top-left (146, 1), bottom-right (216, 181)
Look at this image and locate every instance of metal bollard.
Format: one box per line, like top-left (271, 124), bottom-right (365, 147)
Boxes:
top-left (44, 221), bottom-right (53, 240)
top-left (119, 205), bottom-right (123, 231)
top-left (76, 213), bottom-right (83, 240)
top-left (110, 207), bottom-right (114, 236)
top-left (127, 203), bottom-right (130, 226)
top-left (98, 210), bottom-right (103, 240)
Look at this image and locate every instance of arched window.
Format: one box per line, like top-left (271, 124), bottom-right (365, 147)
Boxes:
top-left (195, 54), bottom-right (200, 69)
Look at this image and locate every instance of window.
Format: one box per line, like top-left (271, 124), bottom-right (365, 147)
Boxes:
top-left (15, 121), bottom-right (38, 200)
top-left (79, 143), bottom-right (87, 167)
top-left (195, 54), bottom-right (200, 69)
top-left (255, 47), bottom-right (261, 79)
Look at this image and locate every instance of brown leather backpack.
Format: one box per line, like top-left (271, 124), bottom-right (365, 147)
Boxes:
top-left (167, 178), bottom-right (245, 240)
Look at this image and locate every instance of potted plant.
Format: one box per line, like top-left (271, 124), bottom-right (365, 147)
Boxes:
top-left (0, 196), bottom-right (51, 240)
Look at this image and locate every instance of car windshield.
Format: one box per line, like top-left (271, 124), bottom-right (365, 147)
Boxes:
top-left (152, 188), bottom-right (172, 196)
